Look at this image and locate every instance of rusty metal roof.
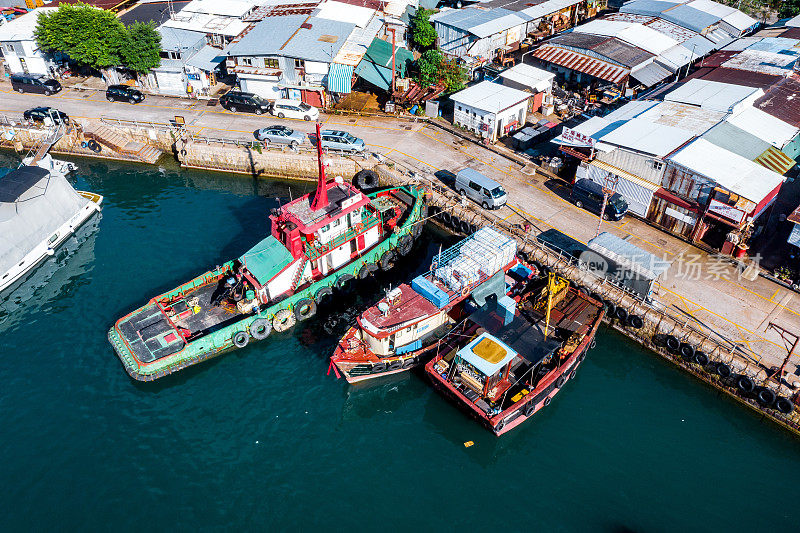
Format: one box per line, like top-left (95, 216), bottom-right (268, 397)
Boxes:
top-left (787, 205), bottom-right (800, 224)
top-left (696, 66), bottom-right (784, 90)
top-left (755, 75), bottom-right (800, 127)
top-left (532, 45), bottom-right (629, 84)
top-left (546, 33), bottom-right (654, 68)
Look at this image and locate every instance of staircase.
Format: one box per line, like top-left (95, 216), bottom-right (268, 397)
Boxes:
top-left (83, 123), bottom-right (163, 164)
top-left (290, 257), bottom-right (308, 291)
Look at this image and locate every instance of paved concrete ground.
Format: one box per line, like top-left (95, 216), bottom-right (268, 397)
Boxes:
top-left (2, 82), bottom-right (798, 374)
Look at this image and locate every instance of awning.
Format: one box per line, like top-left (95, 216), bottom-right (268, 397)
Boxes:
top-left (532, 46), bottom-right (628, 85)
top-left (327, 63), bottom-right (354, 94)
top-left (630, 62), bottom-right (673, 87)
top-left (355, 60), bottom-right (392, 91)
top-left (185, 45), bottom-right (226, 72)
top-left (654, 188), bottom-right (698, 212)
top-left (754, 146), bottom-right (795, 175)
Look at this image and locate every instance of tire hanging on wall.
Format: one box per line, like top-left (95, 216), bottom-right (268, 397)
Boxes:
top-left (755, 387), bottom-right (776, 407)
top-left (736, 375), bottom-right (754, 394)
top-left (665, 335), bottom-right (680, 353)
top-left (626, 315), bottom-right (644, 329)
top-left (352, 169), bottom-right (379, 191)
top-left (315, 286), bottom-right (334, 308)
top-left (714, 362), bottom-right (731, 378)
top-left (693, 351), bottom-right (708, 366)
top-left (397, 234), bottom-right (413, 256)
top-left (337, 274), bottom-right (355, 294)
top-left (775, 397), bottom-right (794, 414)
top-left (440, 211), bottom-right (452, 225)
top-left (358, 263), bottom-right (378, 280)
top-left (379, 250), bottom-right (396, 272)
top-left (679, 343), bottom-right (695, 359)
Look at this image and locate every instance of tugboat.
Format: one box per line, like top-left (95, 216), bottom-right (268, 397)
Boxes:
top-left (108, 123), bottom-right (426, 381)
top-left (0, 155), bottom-right (101, 294)
top-left (425, 274), bottom-right (603, 436)
top-left (330, 227), bottom-right (535, 383)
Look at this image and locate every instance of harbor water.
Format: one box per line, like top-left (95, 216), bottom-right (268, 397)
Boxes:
top-left (1, 152), bottom-right (798, 531)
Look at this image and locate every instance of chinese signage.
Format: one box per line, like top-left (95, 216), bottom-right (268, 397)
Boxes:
top-left (708, 199), bottom-right (745, 224)
top-left (560, 127), bottom-right (596, 148)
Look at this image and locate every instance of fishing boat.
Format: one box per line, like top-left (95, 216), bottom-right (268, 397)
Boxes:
top-left (0, 155), bottom-right (102, 294)
top-left (108, 123), bottom-right (427, 381)
top-left (330, 227), bottom-right (537, 383)
top-left (425, 274), bottom-right (603, 436)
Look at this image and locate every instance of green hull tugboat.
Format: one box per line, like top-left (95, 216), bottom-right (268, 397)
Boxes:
top-left (108, 124), bottom-right (427, 381)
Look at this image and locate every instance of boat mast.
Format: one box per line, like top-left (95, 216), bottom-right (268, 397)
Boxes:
top-left (310, 122), bottom-right (328, 211)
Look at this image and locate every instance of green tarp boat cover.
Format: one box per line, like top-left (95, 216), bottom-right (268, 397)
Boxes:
top-left (240, 236), bottom-right (293, 285)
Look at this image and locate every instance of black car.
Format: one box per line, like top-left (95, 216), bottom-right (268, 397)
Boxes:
top-left (23, 107), bottom-right (69, 125)
top-left (106, 84), bottom-right (145, 103)
top-left (571, 178), bottom-right (628, 221)
top-left (219, 91), bottom-right (271, 114)
top-left (10, 75), bottom-right (62, 95)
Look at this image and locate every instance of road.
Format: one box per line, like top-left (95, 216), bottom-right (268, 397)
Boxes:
top-left (2, 81), bottom-right (799, 374)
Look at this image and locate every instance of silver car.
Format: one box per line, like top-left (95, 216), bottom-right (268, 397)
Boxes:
top-left (254, 125), bottom-right (306, 147)
top-left (315, 130), bottom-right (366, 153)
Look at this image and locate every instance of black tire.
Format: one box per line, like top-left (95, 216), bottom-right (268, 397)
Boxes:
top-left (17, 87), bottom-right (24, 93)
top-left (714, 362), bottom-right (731, 378)
top-left (556, 375), bottom-right (567, 388)
top-left (294, 297), bottom-right (317, 321)
top-left (371, 362), bottom-right (387, 373)
top-left (605, 302), bottom-right (617, 318)
top-left (575, 200), bottom-right (583, 209)
top-left (379, 250), bottom-right (396, 272)
top-left (440, 211), bottom-right (451, 225)
top-left (459, 189), bottom-right (466, 197)
top-left (482, 201), bottom-right (489, 210)
top-left (494, 419), bottom-right (505, 433)
top-left (129, 97), bottom-right (137, 104)
top-left (470, 223), bottom-right (479, 233)
top-left (44, 89), bottom-right (51, 96)
top-left (775, 397), bottom-right (794, 414)
top-left (544, 396), bottom-right (552, 407)
top-left (693, 351), bottom-right (708, 366)
top-left (232, 331), bottom-right (249, 348)
top-left (358, 263), bottom-right (378, 280)
top-left (614, 307), bottom-right (628, 321)
top-left (524, 400), bottom-right (536, 417)
top-left (87, 140), bottom-right (102, 153)
top-left (277, 112), bottom-right (285, 118)
top-left (402, 357), bottom-right (417, 369)
top-left (387, 359), bottom-right (403, 370)
top-left (679, 343), bottom-right (694, 359)
top-left (290, 140), bottom-right (299, 149)
top-left (106, 95), bottom-right (114, 102)
top-left (755, 387), bottom-right (776, 407)
top-left (254, 108), bottom-right (263, 115)
top-left (736, 375), bottom-right (754, 394)
top-left (230, 106), bottom-right (237, 112)
top-left (336, 274), bottom-right (355, 294)
top-left (460, 220), bottom-right (471, 234)
top-left (353, 169), bottom-right (379, 191)
top-left (665, 335), bottom-right (680, 353)
top-left (304, 115), bottom-right (311, 121)
top-left (249, 318), bottom-right (271, 340)
top-left (315, 286), bottom-right (334, 308)
top-left (627, 315), bottom-right (644, 329)
top-left (450, 216), bottom-right (461, 231)
top-left (397, 234), bottom-right (413, 256)
top-left (429, 205), bottom-right (440, 218)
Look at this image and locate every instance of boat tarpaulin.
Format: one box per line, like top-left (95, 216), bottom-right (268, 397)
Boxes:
top-left (457, 332), bottom-right (517, 377)
top-left (240, 236), bottom-right (293, 285)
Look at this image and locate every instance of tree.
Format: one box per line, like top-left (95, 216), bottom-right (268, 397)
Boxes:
top-left (120, 22), bottom-right (161, 74)
top-left (410, 8), bottom-right (437, 50)
top-left (780, 0), bottom-right (800, 18)
top-left (414, 49), bottom-right (466, 92)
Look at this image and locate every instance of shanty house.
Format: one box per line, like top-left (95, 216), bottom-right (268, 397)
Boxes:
top-left (450, 80), bottom-right (531, 142)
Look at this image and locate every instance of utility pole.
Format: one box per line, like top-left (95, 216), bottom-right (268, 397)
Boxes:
top-left (387, 27), bottom-right (397, 95)
top-left (595, 174), bottom-right (619, 237)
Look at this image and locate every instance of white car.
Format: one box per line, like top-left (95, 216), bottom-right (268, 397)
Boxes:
top-left (272, 99), bottom-right (319, 121)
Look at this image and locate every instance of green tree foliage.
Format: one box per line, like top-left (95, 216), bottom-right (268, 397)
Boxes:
top-left (780, 0), bottom-right (800, 18)
top-left (120, 22), bottom-right (161, 74)
top-left (35, 3), bottom-right (160, 73)
top-left (410, 8), bottom-right (437, 50)
top-left (414, 49), bottom-right (466, 92)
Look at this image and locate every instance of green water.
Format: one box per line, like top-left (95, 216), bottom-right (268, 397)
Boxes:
top-left (1, 153), bottom-right (798, 531)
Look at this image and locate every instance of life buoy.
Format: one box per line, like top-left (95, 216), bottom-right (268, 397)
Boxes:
top-left (679, 343), bottom-right (694, 359)
top-left (371, 361), bottom-right (387, 373)
top-left (272, 309), bottom-right (296, 332)
top-left (232, 330), bottom-right (249, 348)
top-left (387, 359), bottom-right (403, 370)
top-left (665, 335), bottom-right (680, 353)
top-left (756, 387), bottom-right (776, 407)
top-left (294, 298), bottom-right (317, 321)
top-left (627, 315), bottom-right (644, 329)
top-left (249, 318), bottom-right (271, 340)
top-left (736, 375), bottom-right (754, 394)
top-left (337, 274), bottom-right (355, 293)
top-left (524, 400), bottom-right (536, 416)
top-left (461, 286), bottom-right (469, 297)
top-left (397, 234), bottom-right (413, 256)
top-left (379, 250), bottom-right (396, 272)
top-left (693, 351), bottom-right (708, 366)
top-left (714, 362), bottom-right (731, 378)
top-left (556, 375), bottom-right (567, 388)
top-left (775, 397), bottom-right (794, 414)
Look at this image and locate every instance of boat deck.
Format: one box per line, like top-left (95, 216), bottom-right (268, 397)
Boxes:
top-left (168, 282), bottom-right (243, 336)
top-left (117, 304), bottom-right (185, 363)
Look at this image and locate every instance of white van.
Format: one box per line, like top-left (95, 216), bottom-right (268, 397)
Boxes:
top-left (455, 168), bottom-right (508, 209)
top-left (272, 99), bottom-right (319, 121)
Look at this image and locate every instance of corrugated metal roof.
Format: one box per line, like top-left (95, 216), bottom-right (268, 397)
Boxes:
top-left (573, 19), bottom-right (678, 55)
top-left (520, 0), bottom-right (582, 19)
top-left (593, 37), bottom-right (655, 68)
top-left (643, 16), bottom-right (699, 42)
top-left (449, 80), bottom-right (531, 113)
top-left (744, 36), bottom-right (800, 53)
top-left (726, 106), bottom-right (799, 149)
top-left (636, 100), bottom-right (725, 135)
top-left (754, 146), bottom-right (796, 175)
top-left (620, 0), bottom-right (678, 18)
top-left (497, 63), bottom-right (555, 92)
top-left (603, 100), bottom-right (659, 121)
top-left (328, 63), bottom-right (354, 93)
top-left (701, 121), bottom-right (770, 160)
top-left (721, 49), bottom-right (798, 76)
top-left (590, 160), bottom-right (661, 191)
top-left (657, 43), bottom-right (695, 70)
top-left (661, 5), bottom-right (720, 33)
top-left (588, 231), bottom-right (671, 279)
top-left (185, 45), bottom-right (227, 71)
top-left (787, 204), bottom-right (800, 223)
top-left (755, 74), bottom-right (800, 127)
top-left (722, 10), bottom-right (757, 31)
top-left (430, 7), bottom-right (528, 39)
top-left (664, 78), bottom-right (761, 113)
top-left (551, 116), bottom-right (623, 145)
top-left (680, 34), bottom-right (716, 56)
top-left (599, 117), bottom-right (694, 156)
top-left (668, 138), bottom-right (785, 203)
top-left (532, 46), bottom-right (629, 84)
top-left (695, 67), bottom-right (783, 90)
top-left (721, 36), bottom-right (760, 51)
top-left (701, 50), bottom-right (738, 67)
top-left (631, 61), bottom-right (673, 86)
top-left (547, 31), bottom-right (609, 50)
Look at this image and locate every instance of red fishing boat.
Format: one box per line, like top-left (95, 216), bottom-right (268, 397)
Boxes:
top-left (425, 274), bottom-right (603, 436)
top-left (330, 227), bottom-right (536, 383)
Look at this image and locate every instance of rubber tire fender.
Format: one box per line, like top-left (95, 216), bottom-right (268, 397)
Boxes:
top-left (337, 273), bottom-right (355, 293)
top-left (627, 315), bottom-right (644, 329)
top-left (665, 335), bottom-right (680, 353)
top-left (294, 298), bottom-right (317, 321)
top-left (605, 302), bottom-right (617, 318)
top-left (714, 362), bottom-right (731, 378)
top-left (397, 234), bottom-right (413, 256)
top-left (387, 359), bottom-right (403, 370)
top-left (440, 211), bottom-right (451, 225)
top-left (775, 397), bottom-right (794, 414)
top-left (460, 220), bottom-right (471, 234)
top-left (379, 250), bottom-right (396, 272)
top-left (315, 286), bottom-right (334, 307)
top-left (693, 351), bottom-right (708, 366)
top-left (358, 263), bottom-right (378, 280)
top-left (736, 375), bottom-right (754, 394)
top-left (679, 343), bottom-right (695, 359)
top-left (371, 361), bottom-right (387, 373)
top-left (272, 309), bottom-right (296, 333)
top-left (614, 306), bottom-right (628, 321)
top-left (556, 375), bottom-right (567, 388)
top-left (87, 139), bottom-right (101, 153)
top-left (523, 399), bottom-right (536, 417)
top-left (232, 330), bottom-right (249, 348)
top-left (756, 387), bottom-right (776, 407)
top-left (249, 318), bottom-right (271, 340)
top-left (353, 169), bottom-right (379, 191)
top-left (494, 418), bottom-right (505, 433)
top-left (450, 215), bottom-right (461, 231)
top-left (543, 396), bottom-right (552, 407)
top-left (402, 356), bottom-right (417, 369)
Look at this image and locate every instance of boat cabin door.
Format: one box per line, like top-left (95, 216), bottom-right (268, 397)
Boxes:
top-left (388, 334), bottom-right (395, 351)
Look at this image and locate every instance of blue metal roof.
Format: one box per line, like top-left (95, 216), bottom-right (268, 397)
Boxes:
top-left (226, 16), bottom-right (354, 62)
top-left (185, 45), bottom-right (226, 72)
top-left (660, 5), bottom-right (720, 33)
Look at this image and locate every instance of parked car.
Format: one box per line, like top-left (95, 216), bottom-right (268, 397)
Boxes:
top-left (272, 99), bottom-right (319, 121)
top-left (455, 168), bottom-right (507, 209)
top-left (23, 107), bottom-right (69, 125)
top-left (220, 91), bottom-right (271, 114)
top-left (570, 178), bottom-right (628, 221)
top-left (317, 130), bottom-right (365, 153)
top-left (254, 125), bottom-right (305, 147)
top-left (106, 84), bottom-right (144, 104)
top-left (10, 75), bottom-right (61, 95)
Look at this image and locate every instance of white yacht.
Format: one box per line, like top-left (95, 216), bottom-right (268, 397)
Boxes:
top-left (0, 156), bottom-right (102, 293)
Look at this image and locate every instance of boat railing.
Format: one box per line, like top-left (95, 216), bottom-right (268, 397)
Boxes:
top-left (306, 213), bottom-right (381, 261)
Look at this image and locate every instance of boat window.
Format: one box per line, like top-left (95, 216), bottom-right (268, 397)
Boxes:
top-left (321, 224), bottom-right (330, 232)
top-left (48, 233), bottom-right (58, 244)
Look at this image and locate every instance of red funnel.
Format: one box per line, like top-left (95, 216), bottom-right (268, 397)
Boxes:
top-left (310, 122), bottom-right (328, 211)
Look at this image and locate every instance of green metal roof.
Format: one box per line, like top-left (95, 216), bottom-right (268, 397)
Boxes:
top-left (361, 37), bottom-right (414, 76)
top-left (240, 236), bottom-right (293, 284)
